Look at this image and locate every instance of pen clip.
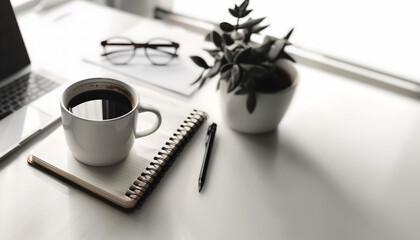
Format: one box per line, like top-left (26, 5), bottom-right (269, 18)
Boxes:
top-left (205, 123), bottom-right (216, 145)
top-left (205, 126), bottom-right (212, 145)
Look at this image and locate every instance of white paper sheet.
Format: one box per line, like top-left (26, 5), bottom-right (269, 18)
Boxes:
top-left (84, 19), bottom-right (207, 96)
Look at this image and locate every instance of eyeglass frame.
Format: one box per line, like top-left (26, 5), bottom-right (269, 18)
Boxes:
top-left (100, 37), bottom-right (180, 66)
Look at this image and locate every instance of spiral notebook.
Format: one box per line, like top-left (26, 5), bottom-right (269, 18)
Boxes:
top-left (27, 105), bottom-right (207, 211)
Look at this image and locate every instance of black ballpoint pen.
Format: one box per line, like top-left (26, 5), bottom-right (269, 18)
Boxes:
top-left (198, 123), bottom-right (217, 193)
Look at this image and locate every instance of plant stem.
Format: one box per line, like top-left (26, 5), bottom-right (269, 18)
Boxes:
top-left (236, 17), bottom-right (240, 32)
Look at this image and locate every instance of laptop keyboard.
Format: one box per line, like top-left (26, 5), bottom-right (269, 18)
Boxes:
top-left (0, 73), bottom-right (59, 120)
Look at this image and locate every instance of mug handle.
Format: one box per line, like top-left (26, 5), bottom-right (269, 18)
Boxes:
top-left (135, 103), bottom-right (162, 138)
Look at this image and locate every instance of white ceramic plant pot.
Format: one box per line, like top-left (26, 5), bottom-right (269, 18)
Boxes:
top-left (219, 60), bottom-right (298, 134)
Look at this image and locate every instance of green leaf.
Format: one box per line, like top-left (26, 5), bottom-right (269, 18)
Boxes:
top-left (204, 32), bottom-right (212, 41)
top-left (228, 64), bottom-right (241, 93)
top-left (198, 76), bottom-right (207, 89)
top-left (204, 49), bottom-right (220, 58)
top-left (190, 56), bottom-right (210, 69)
top-left (229, 8), bottom-right (239, 18)
top-left (238, 17), bottom-right (265, 29)
top-left (234, 48), bottom-right (251, 63)
top-left (199, 69), bottom-right (213, 88)
top-left (220, 22), bottom-right (235, 32)
top-left (222, 33), bottom-right (234, 46)
top-left (238, 9), bottom-right (252, 18)
top-left (243, 29), bottom-right (252, 43)
top-left (208, 60), bottom-right (222, 78)
top-left (220, 68), bottom-right (231, 80)
top-left (239, 69), bottom-right (252, 87)
top-left (234, 4), bottom-right (240, 12)
top-left (241, 64), bottom-right (268, 77)
top-left (246, 92), bottom-right (257, 113)
top-left (220, 56), bottom-right (228, 65)
top-left (191, 69), bottom-right (205, 85)
top-left (216, 78), bottom-right (223, 90)
top-left (224, 48), bottom-right (234, 63)
top-left (220, 63), bottom-right (233, 73)
top-left (231, 64), bottom-right (240, 77)
top-left (255, 39), bottom-right (275, 55)
top-left (239, 0), bottom-right (249, 11)
top-left (249, 65), bottom-right (268, 76)
top-left (263, 35), bottom-right (275, 44)
top-left (234, 88), bottom-right (249, 95)
top-left (284, 28), bottom-right (294, 40)
top-left (278, 51), bottom-right (296, 63)
top-left (204, 48), bottom-right (220, 58)
top-left (268, 39), bottom-right (287, 61)
top-left (212, 31), bottom-right (223, 49)
top-left (252, 24), bottom-right (269, 34)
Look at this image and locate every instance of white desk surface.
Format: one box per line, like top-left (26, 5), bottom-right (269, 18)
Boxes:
top-left (1, 1), bottom-right (420, 239)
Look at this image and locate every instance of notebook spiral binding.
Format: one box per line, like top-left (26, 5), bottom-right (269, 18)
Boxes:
top-left (125, 109), bottom-right (207, 208)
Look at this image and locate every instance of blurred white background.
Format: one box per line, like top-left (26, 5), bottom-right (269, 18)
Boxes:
top-left (12, 0), bottom-right (420, 82)
top-left (103, 0), bottom-right (420, 83)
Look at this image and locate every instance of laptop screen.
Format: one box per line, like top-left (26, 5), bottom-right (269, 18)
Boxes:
top-left (0, 0), bottom-right (31, 81)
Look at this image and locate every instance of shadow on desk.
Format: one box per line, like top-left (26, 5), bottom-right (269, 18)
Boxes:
top-left (236, 128), bottom-right (402, 239)
top-left (228, 128), bottom-right (399, 239)
top-left (234, 129), bottom-right (279, 163)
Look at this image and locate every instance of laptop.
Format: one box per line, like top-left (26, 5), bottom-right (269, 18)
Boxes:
top-left (0, 0), bottom-right (64, 159)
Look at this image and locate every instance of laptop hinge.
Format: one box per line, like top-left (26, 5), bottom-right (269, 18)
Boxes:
top-left (0, 65), bottom-right (31, 88)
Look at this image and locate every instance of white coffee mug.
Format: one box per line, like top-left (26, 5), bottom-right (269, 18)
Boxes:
top-left (60, 78), bottom-right (162, 166)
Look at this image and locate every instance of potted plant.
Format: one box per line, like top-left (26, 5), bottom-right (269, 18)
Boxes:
top-left (190, 0), bottom-right (298, 134)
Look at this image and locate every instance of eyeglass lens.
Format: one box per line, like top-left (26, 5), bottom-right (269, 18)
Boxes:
top-left (145, 39), bottom-right (177, 66)
top-left (103, 37), bottom-right (135, 65)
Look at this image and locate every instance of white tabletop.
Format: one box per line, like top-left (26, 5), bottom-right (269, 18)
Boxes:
top-left (1, 1), bottom-right (419, 239)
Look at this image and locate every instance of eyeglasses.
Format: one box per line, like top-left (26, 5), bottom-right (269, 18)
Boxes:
top-left (100, 37), bottom-right (180, 66)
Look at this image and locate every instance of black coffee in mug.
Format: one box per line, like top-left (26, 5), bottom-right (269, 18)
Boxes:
top-left (61, 78), bottom-right (162, 166)
top-left (67, 90), bottom-right (133, 120)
